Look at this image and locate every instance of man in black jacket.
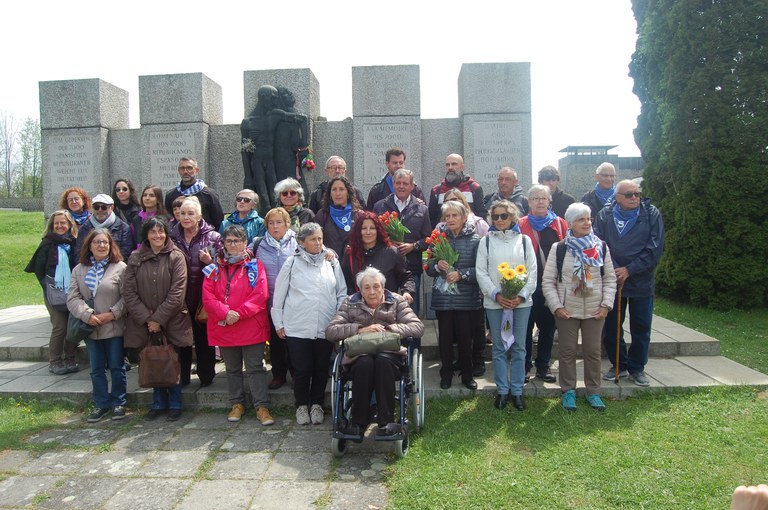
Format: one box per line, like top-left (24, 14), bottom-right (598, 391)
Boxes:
top-left (483, 166), bottom-right (528, 215)
top-left (164, 157), bottom-right (224, 230)
top-left (308, 155), bottom-right (365, 213)
top-left (366, 148), bottom-right (424, 210)
top-left (538, 165), bottom-right (575, 218)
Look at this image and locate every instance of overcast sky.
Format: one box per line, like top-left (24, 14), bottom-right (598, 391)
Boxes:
top-left (3, 0), bottom-right (641, 178)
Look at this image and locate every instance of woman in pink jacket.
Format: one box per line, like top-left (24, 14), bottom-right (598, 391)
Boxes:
top-left (202, 224), bottom-right (274, 425)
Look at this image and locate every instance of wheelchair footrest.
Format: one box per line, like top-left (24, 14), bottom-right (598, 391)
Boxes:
top-left (333, 430), bottom-right (364, 443)
top-left (374, 432), bottom-right (405, 442)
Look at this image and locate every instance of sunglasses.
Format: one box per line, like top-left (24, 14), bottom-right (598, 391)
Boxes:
top-left (281, 190), bottom-right (298, 197)
top-left (235, 197), bottom-right (252, 203)
top-left (619, 192), bottom-right (642, 198)
top-left (92, 204), bottom-right (111, 211)
top-left (491, 213), bottom-right (510, 221)
top-left (114, 187), bottom-right (129, 192)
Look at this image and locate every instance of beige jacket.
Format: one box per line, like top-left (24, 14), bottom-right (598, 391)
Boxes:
top-left (541, 246), bottom-right (617, 320)
top-left (67, 262), bottom-right (127, 340)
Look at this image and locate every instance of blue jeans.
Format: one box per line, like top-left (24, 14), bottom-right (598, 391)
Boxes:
top-left (152, 384), bottom-right (183, 410)
top-left (602, 294), bottom-right (654, 374)
top-left (85, 337), bottom-right (127, 409)
top-left (487, 306), bottom-right (531, 396)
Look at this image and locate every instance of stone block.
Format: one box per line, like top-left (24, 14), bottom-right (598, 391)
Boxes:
top-left (139, 73), bottom-right (222, 126)
top-left (458, 62), bottom-right (531, 115)
top-left (421, 118), bottom-right (462, 193)
top-left (208, 124), bottom-right (242, 207)
top-left (140, 124), bottom-right (210, 193)
top-left (109, 128), bottom-right (143, 188)
top-left (352, 116), bottom-right (422, 197)
top-left (677, 356), bottom-right (768, 385)
top-left (312, 119), bottom-right (354, 189)
top-left (39, 79), bottom-right (129, 130)
top-left (244, 68), bottom-right (320, 122)
top-left (352, 65), bottom-right (420, 117)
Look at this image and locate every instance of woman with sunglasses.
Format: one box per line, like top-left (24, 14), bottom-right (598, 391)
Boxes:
top-left (475, 200), bottom-right (536, 411)
top-left (219, 189), bottom-right (265, 243)
top-left (111, 179), bottom-right (141, 228)
top-left (274, 178), bottom-right (314, 232)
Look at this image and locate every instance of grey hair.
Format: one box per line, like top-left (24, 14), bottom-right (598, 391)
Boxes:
top-left (564, 203), bottom-right (592, 226)
top-left (441, 200), bottom-right (467, 219)
top-left (498, 167), bottom-right (518, 180)
top-left (297, 222), bottom-right (322, 242)
top-left (527, 184), bottom-right (552, 200)
top-left (355, 267), bottom-right (387, 289)
top-left (236, 189), bottom-right (259, 207)
top-left (274, 178), bottom-right (305, 203)
top-left (487, 200), bottom-right (520, 225)
top-left (393, 168), bottom-right (414, 183)
top-left (325, 155), bottom-right (346, 169)
top-left (596, 162), bottom-right (616, 175)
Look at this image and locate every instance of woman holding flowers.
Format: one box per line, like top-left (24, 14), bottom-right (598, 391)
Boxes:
top-left (476, 200), bottom-right (536, 410)
top-left (541, 203), bottom-right (616, 412)
top-left (340, 211), bottom-right (415, 301)
top-left (425, 201), bottom-right (482, 390)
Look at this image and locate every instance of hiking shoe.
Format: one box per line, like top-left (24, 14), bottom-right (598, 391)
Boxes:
top-left (51, 361), bottom-right (69, 375)
top-left (629, 371), bottom-right (650, 387)
top-left (602, 366), bottom-right (629, 381)
top-left (64, 359), bottom-right (80, 374)
top-left (256, 407), bottom-right (275, 426)
top-left (87, 408), bottom-right (110, 423)
top-left (310, 404), bottom-right (324, 425)
top-left (166, 409), bottom-right (183, 421)
top-left (586, 394), bottom-right (606, 411)
top-left (144, 409), bottom-right (165, 421)
top-left (536, 367), bottom-right (557, 383)
top-left (111, 406), bottom-right (126, 420)
top-left (228, 403), bottom-right (246, 422)
top-left (296, 405), bottom-right (310, 425)
top-left (561, 390), bottom-right (577, 412)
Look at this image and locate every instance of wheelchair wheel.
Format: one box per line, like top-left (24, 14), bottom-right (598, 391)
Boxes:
top-left (394, 430), bottom-right (409, 458)
top-left (410, 348), bottom-right (424, 430)
top-left (331, 437), bottom-right (347, 458)
top-left (330, 351), bottom-right (344, 419)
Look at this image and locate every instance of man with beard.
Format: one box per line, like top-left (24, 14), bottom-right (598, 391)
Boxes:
top-left (164, 157), bottom-right (224, 230)
top-left (483, 166), bottom-right (529, 215)
top-left (428, 153), bottom-right (486, 226)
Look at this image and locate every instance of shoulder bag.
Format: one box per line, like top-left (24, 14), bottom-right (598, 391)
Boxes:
top-left (44, 275), bottom-right (69, 312)
top-left (344, 331), bottom-right (401, 357)
top-left (138, 331), bottom-right (180, 388)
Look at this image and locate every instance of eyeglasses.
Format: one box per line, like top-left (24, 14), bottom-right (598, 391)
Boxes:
top-left (67, 196), bottom-right (82, 203)
top-left (327, 165), bottom-right (346, 171)
top-left (530, 197), bottom-right (549, 202)
top-left (597, 174), bottom-right (616, 178)
top-left (178, 165), bottom-right (195, 171)
top-left (281, 190), bottom-right (298, 197)
top-left (619, 192), bottom-right (642, 198)
top-left (114, 187), bottom-right (129, 192)
top-left (235, 197), bottom-right (252, 203)
top-left (92, 204), bottom-right (111, 211)
top-left (91, 240), bottom-right (109, 246)
top-left (224, 239), bottom-right (245, 245)
top-left (491, 213), bottom-right (510, 221)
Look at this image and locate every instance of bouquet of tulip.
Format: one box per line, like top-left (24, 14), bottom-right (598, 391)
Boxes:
top-left (300, 147), bottom-right (315, 171)
top-left (426, 229), bottom-right (460, 294)
top-left (497, 262), bottom-right (528, 350)
top-left (379, 211), bottom-right (411, 243)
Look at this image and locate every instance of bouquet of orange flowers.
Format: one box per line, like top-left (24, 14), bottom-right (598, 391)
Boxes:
top-left (498, 262), bottom-right (528, 299)
top-left (426, 229), bottom-right (460, 294)
top-left (379, 211), bottom-right (411, 243)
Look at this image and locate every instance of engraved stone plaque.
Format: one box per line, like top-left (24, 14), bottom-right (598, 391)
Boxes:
top-left (149, 130), bottom-right (197, 191)
top-left (46, 133), bottom-right (99, 194)
top-left (361, 123), bottom-right (412, 188)
top-left (472, 120), bottom-right (523, 185)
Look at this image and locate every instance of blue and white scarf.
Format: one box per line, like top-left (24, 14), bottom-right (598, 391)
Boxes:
top-left (177, 179), bottom-right (206, 196)
top-left (54, 245), bottom-right (72, 290)
top-left (527, 209), bottom-right (558, 231)
top-left (565, 230), bottom-right (604, 295)
top-left (329, 202), bottom-right (353, 232)
top-left (85, 257), bottom-right (108, 296)
top-left (613, 204), bottom-right (640, 238)
top-left (593, 183), bottom-right (615, 207)
top-left (70, 210), bottom-right (90, 226)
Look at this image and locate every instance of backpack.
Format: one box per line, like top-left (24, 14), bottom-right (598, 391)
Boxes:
top-left (555, 240), bottom-right (605, 282)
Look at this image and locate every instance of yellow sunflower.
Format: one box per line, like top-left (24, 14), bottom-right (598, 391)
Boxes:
top-left (514, 265), bottom-right (527, 275)
top-left (502, 268), bottom-right (516, 280)
top-left (497, 262), bottom-right (509, 272)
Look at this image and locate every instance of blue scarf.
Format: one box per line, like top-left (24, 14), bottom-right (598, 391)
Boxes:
top-left (244, 260), bottom-right (259, 288)
top-left (329, 202), bottom-right (353, 232)
top-left (177, 179), bottom-right (206, 196)
top-left (71, 210), bottom-right (90, 226)
top-left (385, 174), bottom-right (395, 193)
top-left (54, 245), bottom-right (72, 290)
top-left (594, 183), bottom-right (615, 207)
top-left (527, 210), bottom-right (557, 231)
top-left (613, 204), bottom-right (640, 238)
top-left (85, 258), bottom-right (108, 296)
top-left (488, 224), bottom-right (521, 233)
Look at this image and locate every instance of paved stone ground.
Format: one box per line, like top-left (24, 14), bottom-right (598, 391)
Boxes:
top-left (0, 410), bottom-right (394, 510)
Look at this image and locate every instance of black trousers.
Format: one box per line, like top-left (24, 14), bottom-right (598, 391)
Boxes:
top-left (268, 317), bottom-right (292, 380)
top-left (286, 337), bottom-right (332, 408)
top-left (437, 310), bottom-right (475, 382)
top-left (348, 354), bottom-right (401, 427)
top-left (179, 320), bottom-right (216, 386)
top-left (525, 288), bottom-right (557, 371)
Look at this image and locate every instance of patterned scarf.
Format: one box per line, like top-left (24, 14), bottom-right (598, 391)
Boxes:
top-left (70, 210), bottom-right (90, 226)
top-left (593, 183), bottom-right (615, 207)
top-left (526, 210), bottom-right (557, 231)
top-left (329, 202), bottom-right (353, 232)
top-left (85, 257), bottom-right (109, 296)
top-left (90, 212), bottom-right (116, 230)
top-left (564, 230), bottom-right (604, 296)
top-left (176, 179), bottom-right (206, 196)
top-left (613, 204), bottom-right (640, 238)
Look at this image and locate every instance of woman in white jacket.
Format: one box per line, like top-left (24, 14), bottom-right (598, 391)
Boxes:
top-left (476, 200), bottom-right (537, 411)
top-left (271, 222), bottom-right (347, 425)
top-left (541, 203), bottom-right (617, 412)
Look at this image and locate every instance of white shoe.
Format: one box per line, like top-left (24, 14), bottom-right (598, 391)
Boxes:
top-left (310, 404), bottom-right (324, 425)
top-left (296, 405), bottom-right (310, 425)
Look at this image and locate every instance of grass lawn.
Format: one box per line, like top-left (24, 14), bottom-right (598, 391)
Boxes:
top-left (0, 210), bottom-right (46, 309)
top-left (0, 397), bottom-right (77, 450)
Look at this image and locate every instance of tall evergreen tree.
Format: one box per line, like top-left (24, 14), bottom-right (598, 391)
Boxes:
top-left (630, 0), bottom-right (768, 308)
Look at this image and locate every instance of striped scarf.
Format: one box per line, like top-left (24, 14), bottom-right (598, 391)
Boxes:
top-left (177, 179), bottom-right (206, 196)
top-left (564, 230), bottom-right (604, 295)
top-left (84, 257), bottom-right (109, 296)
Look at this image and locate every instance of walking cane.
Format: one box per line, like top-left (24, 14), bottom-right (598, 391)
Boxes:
top-left (614, 284), bottom-right (623, 384)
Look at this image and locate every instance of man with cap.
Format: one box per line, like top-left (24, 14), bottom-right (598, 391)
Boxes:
top-left (164, 156), bottom-right (224, 229)
top-left (428, 153), bottom-right (486, 226)
top-left (74, 194), bottom-right (135, 261)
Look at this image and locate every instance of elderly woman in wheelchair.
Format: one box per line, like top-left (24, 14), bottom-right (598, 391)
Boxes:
top-left (325, 267), bottom-right (424, 441)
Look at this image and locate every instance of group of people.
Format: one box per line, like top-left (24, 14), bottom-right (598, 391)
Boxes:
top-left (27, 149), bottom-right (664, 427)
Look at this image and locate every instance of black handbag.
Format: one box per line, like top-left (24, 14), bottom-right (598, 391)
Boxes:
top-left (44, 275), bottom-right (69, 312)
top-left (65, 298), bottom-right (95, 344)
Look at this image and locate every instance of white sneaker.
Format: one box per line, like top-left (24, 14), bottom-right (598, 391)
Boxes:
top-left (296, 405), bottom-right (310, 425)
top-left (310, 404), bottom-right (324, 425)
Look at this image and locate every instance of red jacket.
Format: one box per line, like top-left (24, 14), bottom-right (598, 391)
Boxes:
top-left (202, 256), bottom-right (269, 347)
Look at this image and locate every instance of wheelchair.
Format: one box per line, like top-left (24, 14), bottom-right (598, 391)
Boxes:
top-left (330, 336), bottom-right (424, 458)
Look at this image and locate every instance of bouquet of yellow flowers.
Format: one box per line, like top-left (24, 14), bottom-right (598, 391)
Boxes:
top-left (498, 262), bottom-right (528, 299)
top-left (379, 211), bottom-right (411, 243)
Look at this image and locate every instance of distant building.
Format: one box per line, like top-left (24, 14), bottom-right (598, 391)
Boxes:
top-left (557, 145), bottom-right (644, 198)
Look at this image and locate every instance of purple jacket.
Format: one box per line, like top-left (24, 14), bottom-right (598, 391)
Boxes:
top-left (170, 220), bottom-right (222, 311)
